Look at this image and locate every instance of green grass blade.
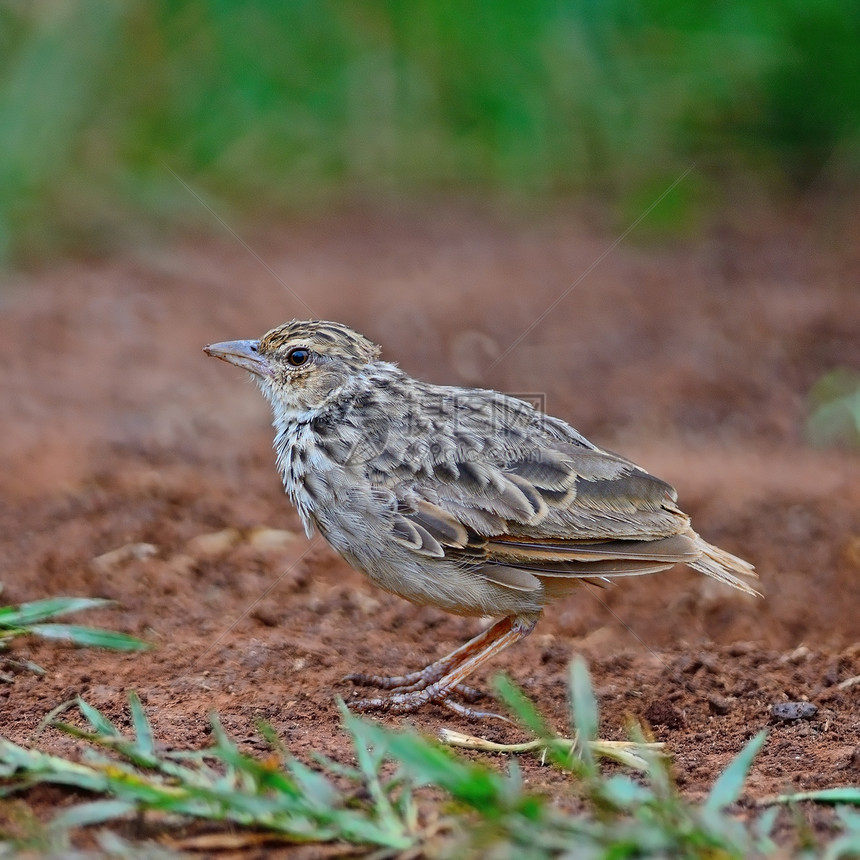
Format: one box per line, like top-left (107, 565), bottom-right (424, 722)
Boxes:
top-left (207, 716), bottom-right (310, 801)
top-left (339, 704), bottom-right (406, 834)
top-left (766, 787), bottom-right (860, 806)
top-left (285, 758), bottom-right (339, 809)
top-left (753, 806), bottom-right (780, 855)
top-left (33, 698), bottom-right (78, 738)
top-left (0, 597), bottom-right (113, 626)
top-left (598, 774), bottom-right (653, 810)
top-left (255, 720), bottom-right (287, 758)
top-left (491, 674), bottom-right (583, 771)
top-left (128, 691), bottom-right (156, 760)
top-left (350, 717), bottom-right (508, 812)
top-left (492, 674), bottom-right (554, 739)
top-left (569, 656), bottom-right (599, 771)
top-left (75, 697), bottom-right (121, 737)
top-left (24, 623), bottom-right (150, 651)
top-left (0, 737), bottom-right (111, 793)
top-left (51, 799), bottom-right (138, 829)
top-left (704, 730), bottom-right (767, 813)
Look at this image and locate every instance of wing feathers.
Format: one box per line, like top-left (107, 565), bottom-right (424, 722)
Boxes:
top-left (507, 452), bottom-right (576, 490)
top-left (490, 559), bottom-right (676, 577)
top-left (487, 533), bottom-right (698, 562)
top-left (478, 565), bottom-right (543, 592)
top-left (374, 408), bottom-right (755, 597)
top-left (391, 515), bottom-right (445, 557)
top-left (410, 499), bottom-right (469, 547)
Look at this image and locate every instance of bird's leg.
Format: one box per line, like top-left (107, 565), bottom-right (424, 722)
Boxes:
top-left (344, 614), bottom-right (529, 692)
top-left (349, 614), bottom-right (539, 719)
top-left (344, 663), bottom-right (455, 691)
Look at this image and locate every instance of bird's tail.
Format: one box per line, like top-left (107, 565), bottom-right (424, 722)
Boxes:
top-left (688, 532), bottom-right (760, 596)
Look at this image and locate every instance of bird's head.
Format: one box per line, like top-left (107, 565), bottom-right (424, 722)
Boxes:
top-left (204, 319), bottom-right (381, 415)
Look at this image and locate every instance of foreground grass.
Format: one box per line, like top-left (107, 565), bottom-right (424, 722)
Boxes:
top-left (0, 597), bottom-right (149, 678)
top-left (1, 658), bottom-right (858, 857)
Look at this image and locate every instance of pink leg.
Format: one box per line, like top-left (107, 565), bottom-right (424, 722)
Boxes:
top-left (345, 614), bottom-right (533, 691)
top-left (348, 613), bottom-right (539, 719)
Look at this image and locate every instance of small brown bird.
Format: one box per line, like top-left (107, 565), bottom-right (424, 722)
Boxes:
top-left (205, 320), bottom-right (757, 717)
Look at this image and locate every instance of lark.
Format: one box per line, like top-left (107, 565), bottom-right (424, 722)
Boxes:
top-left (205, 319), bottom-right (757, 717)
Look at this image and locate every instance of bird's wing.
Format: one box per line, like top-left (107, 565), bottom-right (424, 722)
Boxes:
top-left (382, 438), bottom-right (699, 576)
top-left (365, 387), bottom-right (756, 594)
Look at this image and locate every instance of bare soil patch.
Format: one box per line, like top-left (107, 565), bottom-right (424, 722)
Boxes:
top-left (1, 203), bottom-right (858, 845)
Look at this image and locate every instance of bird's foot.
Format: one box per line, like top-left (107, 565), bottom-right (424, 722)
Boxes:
top-left (350, 680), bottom-right (510, 722)
top-left (344, 615), bottom-right (539, 722)
top-left (344, 669), bottom-right (482, 701)
top-left (344, 667), bottom-right (445, 691)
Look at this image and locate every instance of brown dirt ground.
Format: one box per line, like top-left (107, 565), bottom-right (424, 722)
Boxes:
top-left (1, 201), bottom-right (858, 852)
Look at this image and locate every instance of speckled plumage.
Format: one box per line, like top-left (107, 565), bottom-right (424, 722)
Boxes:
top-left (205, 319), bottom-right (758, 717)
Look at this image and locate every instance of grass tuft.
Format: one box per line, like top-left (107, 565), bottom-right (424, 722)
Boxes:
top-left (0, 597), bottom-right (150, 676)
top-left (1, 657), bottom-right (858, 855)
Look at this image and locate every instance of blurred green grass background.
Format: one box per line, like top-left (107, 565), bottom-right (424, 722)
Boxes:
top-left (0, 0), bottom-right (857, 263)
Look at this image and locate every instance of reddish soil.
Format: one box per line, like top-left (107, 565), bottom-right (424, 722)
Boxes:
top-left (1, 202), bottom-right (858, 848)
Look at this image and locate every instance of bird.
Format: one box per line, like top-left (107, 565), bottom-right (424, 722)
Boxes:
top-left (204, 319), bottom-right (758, 718)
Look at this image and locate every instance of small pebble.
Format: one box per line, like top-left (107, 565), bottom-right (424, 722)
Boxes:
top-left (708, 694), bottom-right (731, 716)
top-left (771, 701), bottom-right (818, 721)
top-left (251, 606), bottom-right (281, 627)
top-left (186, 528), bottom-right (240, 557)
top-left (247, 527), bottom-right (300, 551)
top-left (91, 542), bottom-right (158, 573)
top-left (781, 645), bottom-right (813, 664)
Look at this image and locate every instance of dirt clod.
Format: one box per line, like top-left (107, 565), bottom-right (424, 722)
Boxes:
top-left (643, 699), bottom-right (687, 729)
top-left (707, 694), bottom-right (732, 716)
top-left (771, 702), bottom-right (819, 721)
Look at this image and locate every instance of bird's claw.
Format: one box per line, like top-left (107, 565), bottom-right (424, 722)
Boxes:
top-left (348, 681), bottom-right (507, 721)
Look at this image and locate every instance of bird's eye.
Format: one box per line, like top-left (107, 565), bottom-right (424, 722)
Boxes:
top-left (286, 347), bottom-right (310, 367)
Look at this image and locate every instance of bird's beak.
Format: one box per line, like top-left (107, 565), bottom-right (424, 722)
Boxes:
top-left (204, 339), bottom-right (273, 379)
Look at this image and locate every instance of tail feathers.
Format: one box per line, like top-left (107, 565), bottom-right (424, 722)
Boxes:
top-left (689, 536), bottom-right (760, 597)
